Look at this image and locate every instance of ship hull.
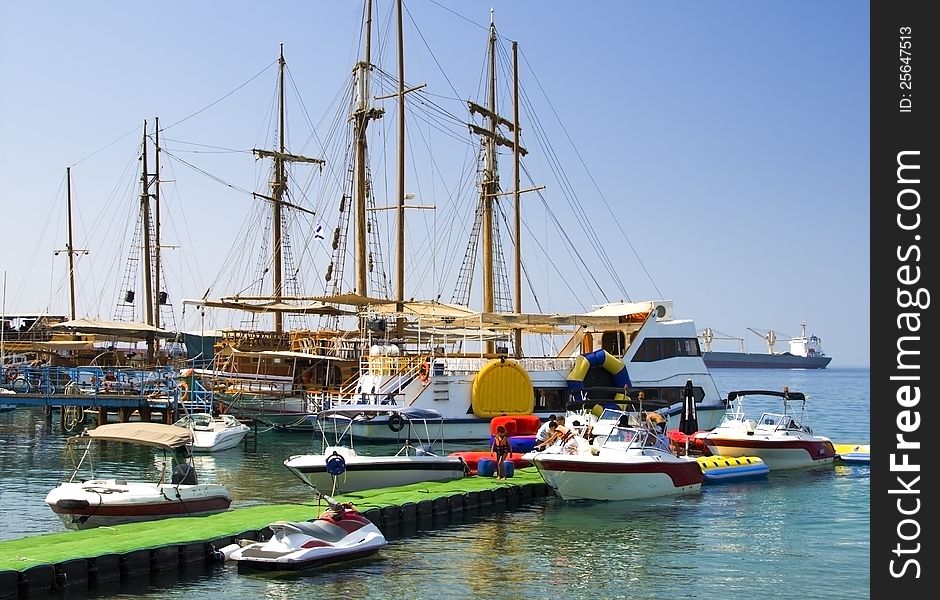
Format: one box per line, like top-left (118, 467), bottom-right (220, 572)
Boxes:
top-left (702, 352), bottom-right (831, 369)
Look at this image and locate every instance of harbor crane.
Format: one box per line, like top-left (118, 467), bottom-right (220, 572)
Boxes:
top-left (699, 328), bottom-right (745, 353)
top-left (747, 327), bottom-right (779, 354)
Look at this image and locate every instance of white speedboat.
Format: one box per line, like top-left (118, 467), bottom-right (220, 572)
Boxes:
top-left (283, 406), bottom-right (467, 495)
top-left (173, 412), bottom-right (251, 452)
top-left (44, 422), bottom-right (232, 530)
top-left (327, 300), bottom-right (727, 443)
top-left (228, 494), bottom-right (386, 572)
top-left (527, 414), bottom-right (703, 501)
top-left (0, 387), bottom-right (15, 411)
top-left (698, 389), bottom-right (837, 470)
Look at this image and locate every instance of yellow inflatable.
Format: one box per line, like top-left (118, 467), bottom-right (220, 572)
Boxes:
top-left (471, 358), bottom-right (535, 418)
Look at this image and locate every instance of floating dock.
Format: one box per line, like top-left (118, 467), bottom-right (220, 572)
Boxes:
top-left (0, 469), bottom-right (551, 599)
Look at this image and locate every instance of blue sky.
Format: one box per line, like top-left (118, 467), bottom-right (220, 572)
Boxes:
top-left (0, 1), bottom-right (869, 367)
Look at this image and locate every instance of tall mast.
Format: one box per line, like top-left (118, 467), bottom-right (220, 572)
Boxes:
top-left (512, 41), bottom-right (522, 357)
top-left (140, 121), bottom-right (154, 329)
top-left (273, 45), bottom-right (287, 334)
top-left (480, 13), bottom-right (499, 354)
top-left (140, 121), bottom-right (155, 360)
top-left (251, 45), bottom-right (324, 334)
top-left (465, 13), bottom-right (531, 353)
top-left (153, 116), bottom-right (162, 331)
top-left (396, 0), bottom-right (406, 323)
top-left (65, 167), bottom-right (78, 321)
top-left (354, 0), bottom-right (374, 297)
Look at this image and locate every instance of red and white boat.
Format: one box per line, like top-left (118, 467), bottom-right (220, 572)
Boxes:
top-left (527, 414), bottom-right (703, 501)
top-left (699, 389), bottom-right (836, 470)
top-left (45, 422), bottom-right (232, 530)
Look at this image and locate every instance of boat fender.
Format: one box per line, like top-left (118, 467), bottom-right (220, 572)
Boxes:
top-left (210, 543), bottom-right (241, 562)
top-left (326, 451), bottom-right (347, 477)
top-left (388, 412), bottom-right (405, 432)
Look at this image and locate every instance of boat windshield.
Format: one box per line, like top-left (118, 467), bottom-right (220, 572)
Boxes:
top-left (755, 412), bottom-right (791, 431)
top-left (602, 426), bottom-right (650, 449)
top-left (597, 408), bottom-right (642, 426)
top-left (175, 414), bottom-right (213, 429)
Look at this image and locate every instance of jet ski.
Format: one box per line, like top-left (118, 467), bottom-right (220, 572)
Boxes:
top-left (229, 494), bottom-right (387, 572)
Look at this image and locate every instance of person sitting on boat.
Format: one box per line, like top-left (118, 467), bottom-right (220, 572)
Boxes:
top-left (560, 429), bottom-right (582, 455)
top-left (535, 414), bottom-right (557, 444)
top-left (534, 416), bottom-right (570, 451)
top-left (643, 411), bottom-right (667, 433)
top-left (533, 421), bottom-right (558, 451)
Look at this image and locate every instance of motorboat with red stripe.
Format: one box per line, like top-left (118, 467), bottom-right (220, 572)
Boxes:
top-left (699, 389), bottom-right (836, 470)
top-left (44, 422), bottom-right (232, 530)
top-left (527, 411), bottom-right (703, 501)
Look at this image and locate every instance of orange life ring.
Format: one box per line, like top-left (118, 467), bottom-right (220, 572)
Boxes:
top-left (417, 360), bottom-right (431, 385)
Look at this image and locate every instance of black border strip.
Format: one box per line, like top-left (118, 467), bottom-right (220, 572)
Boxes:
top-left (872, 0), bottom-right (934, 592)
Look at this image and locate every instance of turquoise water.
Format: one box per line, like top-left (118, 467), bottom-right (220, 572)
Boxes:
top-left (0, 368), bottom-right (870, 598)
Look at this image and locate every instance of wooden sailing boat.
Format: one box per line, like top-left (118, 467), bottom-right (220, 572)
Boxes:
top-left (315, 8), bottom-right (732, 442)
top-left (51, 124), bottom-right (182, 369)
top-left (168, 3), bottom-right (730, 438)
top-left (180, 41), bottom-right (383, 426)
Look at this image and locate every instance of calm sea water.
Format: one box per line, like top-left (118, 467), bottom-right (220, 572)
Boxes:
top-left (0, 368), bottom-right (870, 599)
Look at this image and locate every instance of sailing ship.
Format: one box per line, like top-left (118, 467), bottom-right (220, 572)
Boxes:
top-left (177, 44), bottom-right (370, 426)
top-left (294, 4), bottom-right (729, 440)
top-left (3, 162), bottom-right (181, 406)
top-left (143, 1), bottom-right (729, 437)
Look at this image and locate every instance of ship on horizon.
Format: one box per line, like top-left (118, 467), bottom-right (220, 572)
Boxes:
top-left (699, 322), bottom-right (832, 369)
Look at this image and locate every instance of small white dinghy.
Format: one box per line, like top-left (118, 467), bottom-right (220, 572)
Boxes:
top-left (173, 412), bottom-right (251, 452)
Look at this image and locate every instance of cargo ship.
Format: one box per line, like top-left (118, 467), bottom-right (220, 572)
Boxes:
top-left (699, 323), bottom-right (832, 369)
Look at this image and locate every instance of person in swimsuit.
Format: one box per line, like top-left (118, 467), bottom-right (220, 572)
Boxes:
top-left (491, 425), bottom-right (513, 479)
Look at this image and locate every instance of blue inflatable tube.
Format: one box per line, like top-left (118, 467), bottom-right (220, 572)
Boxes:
top-left (566, 349), bottom-right (631, 398)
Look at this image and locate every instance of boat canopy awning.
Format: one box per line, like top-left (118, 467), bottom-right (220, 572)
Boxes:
top-left (50, 318), bottom-right (177, 340)
top-left (182, 298), bottom-right (354, 316)
top-left (726, 390), bottom-right (807, 402)
top-left (0, 339), bottom-right (98, 352)
top-left (369, 300), bottom-right (649, 332)
top-left (400, 325), bottom-right (506, 341)
top-left (369, 300), bottom-right (479, 318)
top-left (75, 422), bottom-right (193, 449)
top-left (317, 406), bottom-right (444, 421)
top-left (307, 293), bottom-right (399, 307)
